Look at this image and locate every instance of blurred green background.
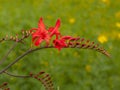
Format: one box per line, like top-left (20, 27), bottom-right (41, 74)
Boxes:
top-left (0, 0), bottom-right (120, 90)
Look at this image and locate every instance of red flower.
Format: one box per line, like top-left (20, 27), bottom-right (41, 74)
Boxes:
top-left (32, 30), bottom-right (50, 46)
top-left (30, 17), bottom-right (75, 50)
top-left (31, 18), bottom-right (50, 46)
top-left (53, 36), bottom-right (72, 51)
top-left (48, 19), bottom-right (61, 39)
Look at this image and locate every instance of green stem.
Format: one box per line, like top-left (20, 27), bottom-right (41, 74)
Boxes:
top-left (0, 42), bottom-right (17, 65)
top-left (4, 71), bottom-right (30, 78)
top-left (0, 46), bottom-right (53, 74)
top-left (0, 35), bottom-right (29, 66)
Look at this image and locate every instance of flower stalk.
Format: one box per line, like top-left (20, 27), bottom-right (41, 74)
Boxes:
top-left (0, 17), bottom-right (110, 90)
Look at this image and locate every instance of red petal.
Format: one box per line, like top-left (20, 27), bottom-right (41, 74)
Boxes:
top-left (61, 36), bottom-right (72, 40)
top-left (34, 38), bottom-right (43, 46)
top-left (32, 36), bottom-right (37, 42)
top-left (48, 27), bottom-right (54, 32)
top-left (53, 39), bottom-right (67, 51)
top-left (30, 28), bottom-right (38, 33)
top-left (69, 37), bottom-right (80, 41)
top-left (38, 17), bottom-right (46, 30)
top-left (55, 19), bottom-right (61, 28)
top-left (32, 32), bottom-right (41, 37)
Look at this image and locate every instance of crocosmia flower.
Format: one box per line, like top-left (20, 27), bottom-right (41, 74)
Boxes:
top-left (48, 19), bottom-right (61, 39)
top-left (31, 17), bottom-right (62, 46)
top-left (53, 36), bottom-right (72, 51)
top-left (31, 18), bottom-right (50, 46)
top-left (32, 30), bottom-right (50, 46)
top-left (31, 17), bottom-right (75, 51)
top-left (29, 17), bottom-right (110, 57)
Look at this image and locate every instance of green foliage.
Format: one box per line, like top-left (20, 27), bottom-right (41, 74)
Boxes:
top-left (0, 0), bottom-right (120, 90)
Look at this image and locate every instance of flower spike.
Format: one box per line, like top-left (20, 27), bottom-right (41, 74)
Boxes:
top-left (30, 71), bottom-right (54, 90)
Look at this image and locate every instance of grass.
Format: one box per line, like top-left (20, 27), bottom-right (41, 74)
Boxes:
top-left (0, 0), bottom-right (120, 90)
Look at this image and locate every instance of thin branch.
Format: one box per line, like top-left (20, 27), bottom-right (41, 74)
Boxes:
top-left (0, 44), bottom-right (110, 74)
top-left (0, 34), bottom-right (30, 66)
top-left (0, 82), bottom-right (8, 88)
top-left (0, 48), bottom-right (31, 74)
top-left (0, 42), bottom-right (17, 65)
top-left (0, 46), bottom-right (53, 74)
top-left (3, 71), bottom-right (30, 78)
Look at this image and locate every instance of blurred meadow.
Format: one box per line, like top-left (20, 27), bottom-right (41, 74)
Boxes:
top-left (0, 0), bottom-right (120, 90)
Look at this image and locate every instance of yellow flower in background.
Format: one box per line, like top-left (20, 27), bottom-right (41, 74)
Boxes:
top-left (116, 22), bottom-right (120, 28)
top-left (69, 18), bottom-right (75, 24)
top-left (115, 11), bottom-right (120, 18)
top-left (118, 33), bottom-right (120, 39)
top-left (98, 35), bottom-right (108, 43)
top-left (85, 65), bottom-right (91, 72)
top-left (101, 0), bottom-right (110, 5)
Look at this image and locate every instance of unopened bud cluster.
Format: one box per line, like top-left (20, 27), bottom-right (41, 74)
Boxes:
top-left (30, 71), bottom-right (54, 90)
top-left (0, 82), bottom-right (10, 90)
top-left (67, 37), bottom-right (110, 57)
top-left (0, 30), bottom-right (31, 43)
